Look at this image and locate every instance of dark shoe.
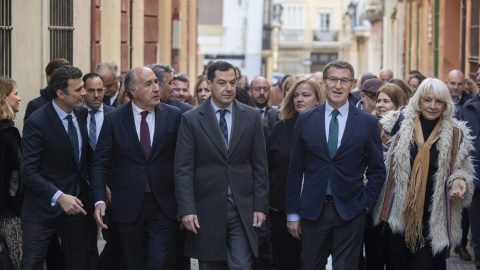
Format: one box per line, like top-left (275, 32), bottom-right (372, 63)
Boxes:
top-left (454, 247), bottom-right (472, 261)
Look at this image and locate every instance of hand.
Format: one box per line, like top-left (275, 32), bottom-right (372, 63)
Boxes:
top-left (287, 221), bottom-right (302, 240)
top-left (451, 179), bottom-right (466, 200)
top-left (94, 203), bottom-right (108, 229)
top-left (57, 194), bottom-right (87, 215)
top-left (253, 211), bottom-right (266, 228)
top-left (106, 187), bottom-right (112, 208)
top-left (182, 214), bottom-right (200, 234)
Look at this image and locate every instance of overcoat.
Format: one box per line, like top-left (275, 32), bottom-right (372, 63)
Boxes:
top-left (175, 97), bottom-right (269, 261)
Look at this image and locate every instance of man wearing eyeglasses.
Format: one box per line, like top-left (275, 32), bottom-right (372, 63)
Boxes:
top-left (286, 60), bottom-right (386, 269)
top-left (249, 77), bottom-right (271, 119)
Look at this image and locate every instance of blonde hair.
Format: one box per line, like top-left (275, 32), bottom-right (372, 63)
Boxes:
top-left (408, 77), bottom-right (454, 119)
top-left (194, 75), bottom-right (208, 107)
top-left (465, 78), bottom-right (479, 96)
top-left (0, 77), bottom-right (16, 121)
top-left (281, 75), bottom-right (302, 99)
top-left (281, 77), bottom-right (325, 121)
top-left (117, 84), bottom-right (130, 106)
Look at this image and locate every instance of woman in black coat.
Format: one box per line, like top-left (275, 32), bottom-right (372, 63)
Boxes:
top-left (267, 77), bottom-right (325, 270)
top-left (0, 76), bottom-right (23, 269)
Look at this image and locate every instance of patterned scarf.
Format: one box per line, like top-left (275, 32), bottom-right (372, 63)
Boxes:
top-left (402, 113), bottom-right (442, 252)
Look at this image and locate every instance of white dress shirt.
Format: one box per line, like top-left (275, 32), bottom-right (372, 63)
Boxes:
top-left (132, 101), bottom-right (155, 145)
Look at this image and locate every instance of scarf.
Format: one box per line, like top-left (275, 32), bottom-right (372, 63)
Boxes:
top-left (402, 113), bottom-right (442, 252)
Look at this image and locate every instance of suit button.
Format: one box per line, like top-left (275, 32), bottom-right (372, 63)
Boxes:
top-left (222, 192), bottom-right (226, 196)
top-left (330, 162), bottom-right (333, 166)
top-left (324, 182), bottom-right (327, 185)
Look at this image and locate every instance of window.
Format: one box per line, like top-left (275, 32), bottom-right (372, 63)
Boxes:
top-left (319, 12), bottom-right (331, 32)
top-left (49, 0), bottom-right (74, 64)
top-left (280, 3), bottom-right (305, 42)
top-left (0, 0), bottom-right (12, 77)
top-left (468, 0), bottom-right (479, 78)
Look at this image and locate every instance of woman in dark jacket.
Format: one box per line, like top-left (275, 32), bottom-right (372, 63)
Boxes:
top-left (267, 77), bottom-right (325, 270)
top-left (0, 76), bottom-right (23, 269)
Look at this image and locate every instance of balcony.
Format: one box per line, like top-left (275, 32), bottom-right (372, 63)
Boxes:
top-left (279, 29), bottom-right (304, 42)
top-left (313, 30), bottom-right (339, 42)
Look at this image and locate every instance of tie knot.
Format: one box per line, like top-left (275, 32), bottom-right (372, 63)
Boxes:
top-left (141, 111), bottom-right (149, 120)
top-left (332, 109), bottom-right (340, 119)
top-left (260, 109), bottom-right (264, 114)
top-left (218, 109), bottom-right (227, 117)
top-left (90, 109), bottom-right (98, 116)
top-left (66, 114), bottom-right (73, 121)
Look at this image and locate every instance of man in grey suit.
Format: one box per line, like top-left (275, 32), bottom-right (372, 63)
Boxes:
top-left (175, 61), bottom-right (269, 269)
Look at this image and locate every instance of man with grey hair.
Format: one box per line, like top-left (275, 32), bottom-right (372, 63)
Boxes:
top-left (91, 66), bottom-right (182, 269)
top-left (147, 64), bottom-right (193, 113)
top-left (96, 61), bottom-right (122, 108)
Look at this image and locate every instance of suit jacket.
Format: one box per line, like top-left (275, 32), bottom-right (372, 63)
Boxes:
top-left (90, 101), bottom-right (182, 223)
top-left (460, 94), bottom-right (480, 189)
top-left (175, 97), bottom-right (269, 261)
top-left (20, 102), bottom-right (89, 227)
top-left (24, 88), bottom-right (52, 121)
top-left (168, 98), bottom-right (194, 113)
top-left (286, 102), bottom-right (386, 221)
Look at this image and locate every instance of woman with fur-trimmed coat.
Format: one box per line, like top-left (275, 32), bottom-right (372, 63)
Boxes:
top-left (373, 78), bottom-right (475, 269)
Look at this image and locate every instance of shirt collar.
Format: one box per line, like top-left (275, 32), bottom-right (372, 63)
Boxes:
top-left (210, 99), bottom-right (234, 113)
top-left (325, 100), bottom-right (349, 117)
top-left (52, 100), bottom-right (73, 120)
top-left (131, 101), bottom-right (155, 116)
top-left (85, 103), bottom-right (104, 113)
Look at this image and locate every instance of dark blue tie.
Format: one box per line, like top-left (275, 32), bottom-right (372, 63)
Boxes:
top-left (66, 115), bottom-right (80, 164)
top-left (326, 109), bottom-right (339, 194)
top-left (218, 109), bottom-right (228, 145)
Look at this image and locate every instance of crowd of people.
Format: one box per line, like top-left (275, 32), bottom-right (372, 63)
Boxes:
top-left (0, 57), bottom-right (480, 270)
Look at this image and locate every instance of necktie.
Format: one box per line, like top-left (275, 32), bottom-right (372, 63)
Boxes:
top-left (260, 109), bottom-right (265, 119)
top-left (326, 109), bottom-right (339, 195)
top-left (218, 109), bottom-right (228, 145)
top-left (140, 111), bottom-right (152, 192)
top-left (66, 115), bottom-right (80, 164)
top-left (89, 110), bottom-right (98, 150)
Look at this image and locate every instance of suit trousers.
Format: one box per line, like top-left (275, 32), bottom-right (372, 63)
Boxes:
top-left (300, 201), bottom-right (366, 270)
top-left (20, 212), bottom-right (90, 270)
top-left (96, 210), bottom-right (124, 270)
top-left (199, 201), bottom-right (254, 270)
top-left (117, 192), bottom-right (177, 270)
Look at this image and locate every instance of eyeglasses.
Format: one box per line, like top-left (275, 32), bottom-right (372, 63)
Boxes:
top-left (253, 86), bottom-right (270, 92)
top-left (326, 77), bottom-right (353, 86)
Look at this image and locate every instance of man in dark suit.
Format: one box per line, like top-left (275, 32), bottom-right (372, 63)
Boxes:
top-left (81, 72), bottom-right (115, 270)
top-left (147, 64), bottom-right (194, 113)
top-left (96, 61), bottom-right (122, 108)
top-left (175, 61), bottom-right (269, 269)
top-left (91, 66), bottom-right (182, 270)
top-left (286, 60), bottom-right (386, 269)
top-left (20, 66), bottom-right (91, 270)
top-left (24, 58), bottom-right (70, 121)
top-left (173, 73), bottom-right (196, 107)
top-left (248, 77), bottom-right (271, 119)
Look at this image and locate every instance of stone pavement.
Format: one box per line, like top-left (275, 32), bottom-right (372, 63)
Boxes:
top-left (98, 237), bottom-right (477, 269)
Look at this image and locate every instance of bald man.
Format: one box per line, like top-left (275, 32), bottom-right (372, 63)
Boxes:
top-left (312, 72), bottom-right (323, 84)
top-left (447, 70), bottom-right (471, 117)
top-left (249, 77), bottom-right (272, 119)
top-left (379, 69), bottom-right (393, 82)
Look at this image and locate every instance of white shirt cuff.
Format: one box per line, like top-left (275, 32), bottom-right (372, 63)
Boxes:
top-left (287, 213), bottom-right (300, 221)
top-left (95, 201), bottom-right (106, 207)
top-left (51, 190), bottom-right (63, 206)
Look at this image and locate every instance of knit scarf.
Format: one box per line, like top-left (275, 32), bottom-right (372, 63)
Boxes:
top-left (402, 113), bottom-right (442, 252)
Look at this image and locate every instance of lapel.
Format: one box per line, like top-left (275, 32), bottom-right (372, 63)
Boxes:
top-left (334, 103), bottom-right (358, 157)
top-left (229, 100), bottom-right (248, 155)
top-left (122, 102), bottom-right (146, 158)
top-left (316, 104), bottom-right (329, 147)
top-left (149, 103), bottom-right (166, 159)
top-left (198, 98), bottom-right (228, 158)
top-left (46, 103), bottom-right (79, 168)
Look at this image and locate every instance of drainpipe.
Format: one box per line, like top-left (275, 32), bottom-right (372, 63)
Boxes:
top-left (461, 0), bottom-right (466, 73)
